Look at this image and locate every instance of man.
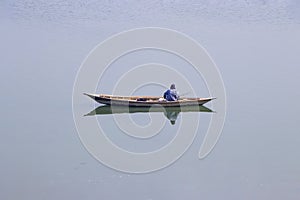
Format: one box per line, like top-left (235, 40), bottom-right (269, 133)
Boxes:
top-left (163, 84), bottom-right (179, 101)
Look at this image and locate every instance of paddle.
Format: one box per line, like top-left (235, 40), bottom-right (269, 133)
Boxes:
top-left (178, 91), bottom-right (191, 100)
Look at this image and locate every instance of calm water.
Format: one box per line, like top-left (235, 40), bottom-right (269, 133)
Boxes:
top-left (1, 1), bottom-right (300, 199)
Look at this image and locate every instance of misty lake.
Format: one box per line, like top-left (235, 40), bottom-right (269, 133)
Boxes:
top-left (1, 1), bottom-right (300, 199)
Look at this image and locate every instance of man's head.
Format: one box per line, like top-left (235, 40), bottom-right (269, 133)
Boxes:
top-left (170, 84), bottom-right (176, 89)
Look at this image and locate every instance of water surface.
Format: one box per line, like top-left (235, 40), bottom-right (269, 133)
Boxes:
top-left (1, 1), bottom-right (300, 199)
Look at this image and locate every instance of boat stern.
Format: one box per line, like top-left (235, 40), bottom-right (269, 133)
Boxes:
top-left (83, 93), bottom-right (99, 100)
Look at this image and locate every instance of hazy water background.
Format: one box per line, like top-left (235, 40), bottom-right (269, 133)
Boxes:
top-left (1, 1), bottom-right (300, 199)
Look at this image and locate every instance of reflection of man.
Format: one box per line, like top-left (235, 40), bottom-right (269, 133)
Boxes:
top-left (164, 111), bottom-right (180, 125)
top-left (163, 84), bottom-right (179, 101)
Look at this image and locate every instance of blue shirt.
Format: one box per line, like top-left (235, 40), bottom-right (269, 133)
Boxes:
top-left (163, 89), bottom-right (179, 101)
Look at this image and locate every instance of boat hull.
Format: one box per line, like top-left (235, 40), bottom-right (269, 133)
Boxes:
top-left (84, 93), bottom-right (215, 107)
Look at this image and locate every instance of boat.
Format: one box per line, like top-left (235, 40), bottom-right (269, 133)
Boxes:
top-left (84, 93), bottom-right (215, 107)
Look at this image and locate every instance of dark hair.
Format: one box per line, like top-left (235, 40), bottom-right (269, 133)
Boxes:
top-left (170, 84), bottom-right (176, 89)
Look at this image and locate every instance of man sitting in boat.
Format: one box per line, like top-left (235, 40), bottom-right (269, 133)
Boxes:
top-left (163, 84), bottom-right (179, 101)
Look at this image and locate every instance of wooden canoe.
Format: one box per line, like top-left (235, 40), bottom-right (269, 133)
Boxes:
top-left (84, 93), bottom-right (215, 107)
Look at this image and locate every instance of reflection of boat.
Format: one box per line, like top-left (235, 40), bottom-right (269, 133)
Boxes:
top-left (84, 93), bottom-right (215, 107)
top-left (85, 105), bottom-right (214, 125)
top-left (85, 105), bottom-right (213, 116)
